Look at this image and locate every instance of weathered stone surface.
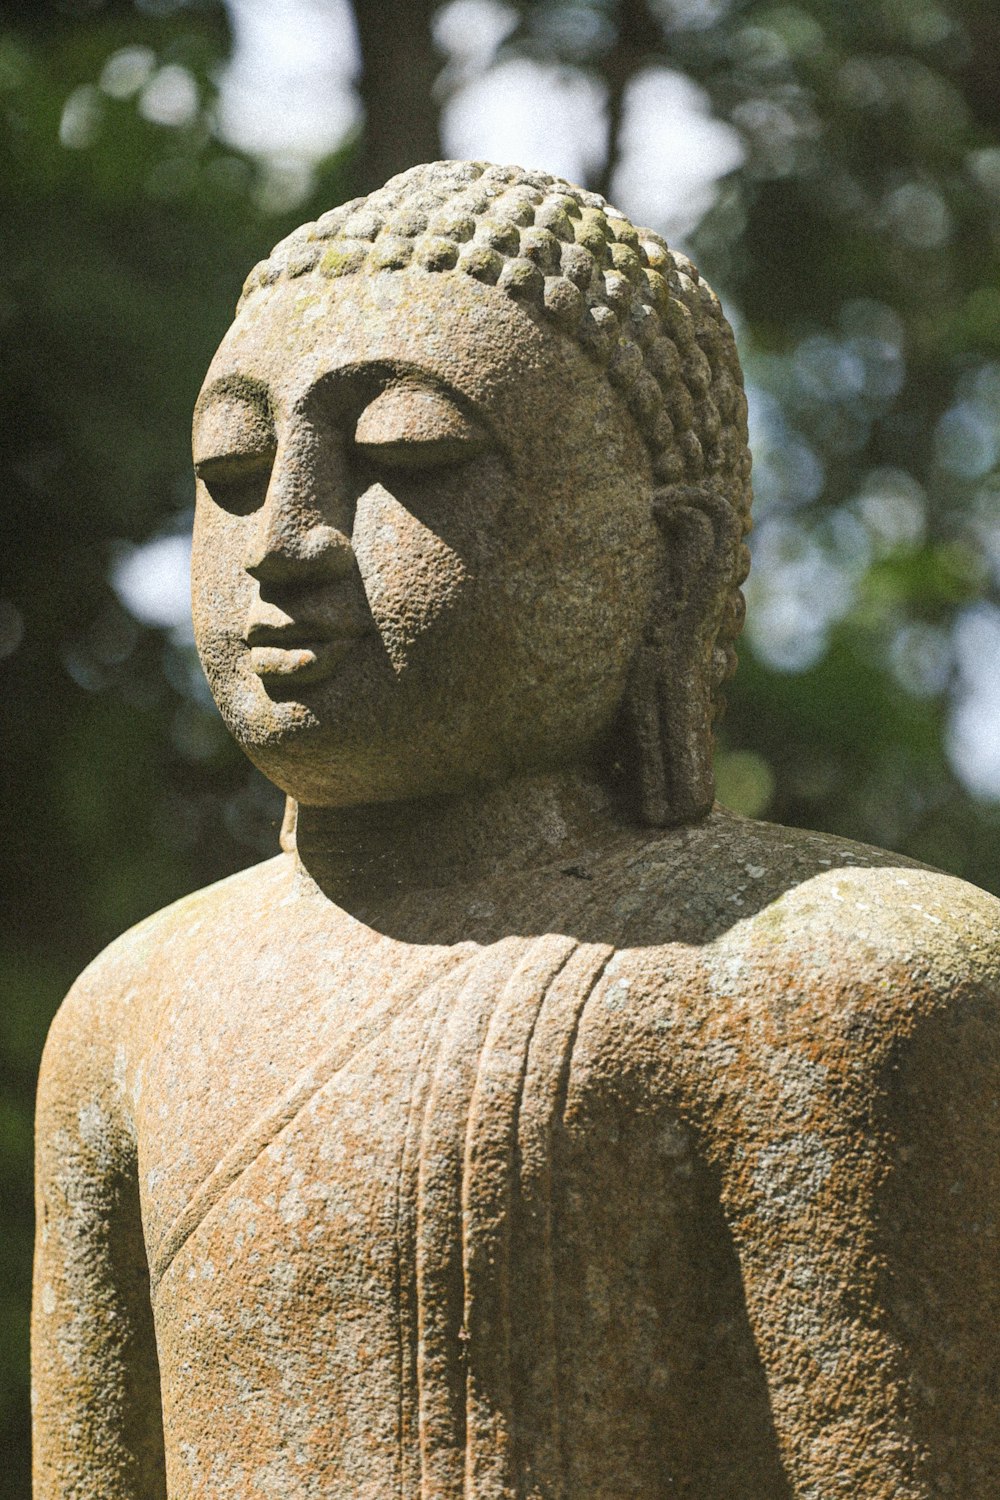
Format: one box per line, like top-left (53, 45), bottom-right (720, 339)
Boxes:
top-left (33, 162), bottom-right (1000, 1498)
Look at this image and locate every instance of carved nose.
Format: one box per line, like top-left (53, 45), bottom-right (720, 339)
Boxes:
top-left (244, 452), bottom-right (355, 586)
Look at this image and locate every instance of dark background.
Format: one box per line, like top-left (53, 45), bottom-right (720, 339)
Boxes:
top-left (3, 0), bottom-right (1000, 1491)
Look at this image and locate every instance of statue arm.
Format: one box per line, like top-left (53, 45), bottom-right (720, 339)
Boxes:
top-left (714, 938), bottom-right (1000, 1498)
top-left (32, 972), bottom-right (165, 1499)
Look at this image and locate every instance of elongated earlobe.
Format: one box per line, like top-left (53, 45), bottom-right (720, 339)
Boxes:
top-left (624, 486), bottom-right (745, 826)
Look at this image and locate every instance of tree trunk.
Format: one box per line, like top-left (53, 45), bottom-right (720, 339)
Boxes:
top-left (593, 0), bottom-right (661, 200)
top-left (351, 0), bottom-right (443, 193)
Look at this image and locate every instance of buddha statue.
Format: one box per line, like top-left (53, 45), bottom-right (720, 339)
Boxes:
top-left (33, 161), bottom-right (1000, 1499)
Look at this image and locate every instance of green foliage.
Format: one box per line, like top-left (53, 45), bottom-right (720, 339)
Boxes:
top-left (671, 0), bottom-right (1000, 874)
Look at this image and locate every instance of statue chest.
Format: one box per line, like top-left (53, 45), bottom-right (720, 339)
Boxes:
top-left (135, 931), bottom-right (785, 1498)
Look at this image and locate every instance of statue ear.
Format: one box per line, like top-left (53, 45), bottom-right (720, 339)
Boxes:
top-left (624, 485), bottom-right (743, 827)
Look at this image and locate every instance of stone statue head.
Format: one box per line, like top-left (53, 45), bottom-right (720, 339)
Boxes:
top-left (191, 160), bottom-right (751, 826)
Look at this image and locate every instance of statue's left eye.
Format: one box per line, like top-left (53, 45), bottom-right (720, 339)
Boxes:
top-left (353, 383), bottom-right (487, 471)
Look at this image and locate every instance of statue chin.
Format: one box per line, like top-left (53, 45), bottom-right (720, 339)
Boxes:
top-left (31, 160), bottom-right (1000, 1500)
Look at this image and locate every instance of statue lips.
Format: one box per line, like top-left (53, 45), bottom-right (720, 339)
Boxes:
top-left (245, 618), bottom-right (371, 688)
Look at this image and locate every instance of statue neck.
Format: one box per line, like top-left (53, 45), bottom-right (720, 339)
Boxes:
top-left (286, 769), bottom-right (624, 905)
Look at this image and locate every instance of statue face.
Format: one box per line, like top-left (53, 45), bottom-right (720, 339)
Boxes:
top-left (192, 269), bottom-right (659, 807)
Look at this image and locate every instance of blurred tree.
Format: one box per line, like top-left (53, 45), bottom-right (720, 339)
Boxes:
top-left (354, 0), bottom-right (443, 190)
top-left (2, 0), bottom-right (999, 1493)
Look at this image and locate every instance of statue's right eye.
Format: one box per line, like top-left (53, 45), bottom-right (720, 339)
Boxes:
top-left (193, 390), bottom-right (275, 513)
top-left (195, 453), bottom-right (274, 516)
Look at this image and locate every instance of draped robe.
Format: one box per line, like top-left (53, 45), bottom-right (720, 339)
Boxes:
top-left (33, 812), bottom-right (1000, 1498)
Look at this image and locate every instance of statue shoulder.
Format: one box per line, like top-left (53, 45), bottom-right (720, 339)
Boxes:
top-left (41, 854), bottom-right (293, 1087)
top-left (618, 807), bottom-right (998, 971)
top-left (582, 818), bottom-right (1000, 1134)
top-left (596, 811), bottom-right (1000, 1059)
top-left (725, 835), bottom-right (1000, 1000)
